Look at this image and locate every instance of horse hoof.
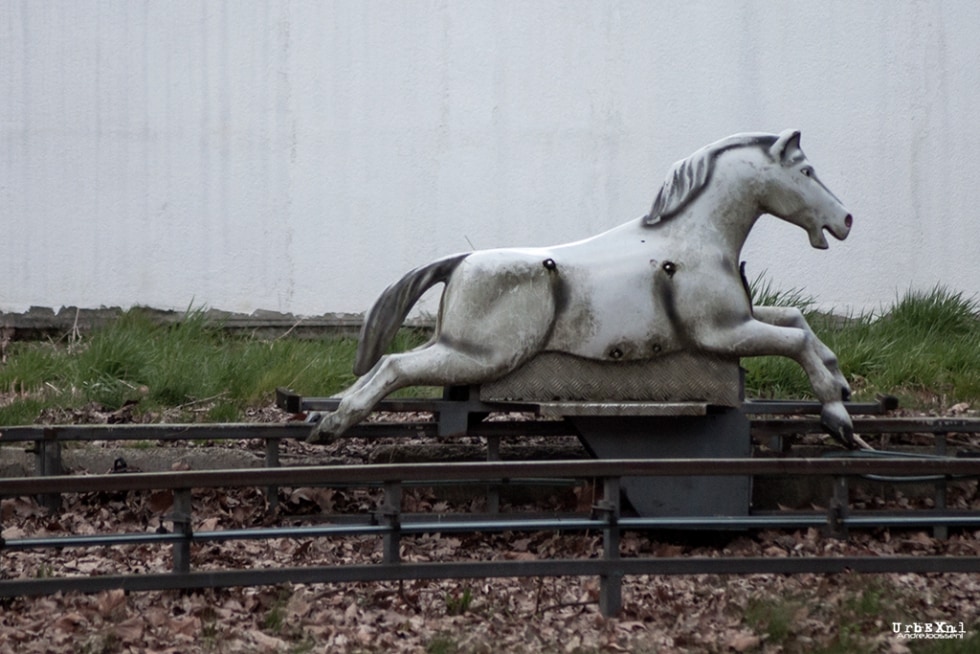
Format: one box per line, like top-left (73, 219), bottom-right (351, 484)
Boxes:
top-left (307, 426), bottom-right (337, 445)
top-left (820, 404), bottom-right (857, 449)
top-left (830, 423), bottom-right (858, 450)
top-left (307, 413), bottom-right (341, 444)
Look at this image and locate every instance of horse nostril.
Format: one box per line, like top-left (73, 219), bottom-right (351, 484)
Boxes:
top-left (844, 214), bottom-right (853, 229)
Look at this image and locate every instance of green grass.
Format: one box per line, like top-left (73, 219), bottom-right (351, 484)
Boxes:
top-left (744, 282), bottom-right (980, 408)
top-left (745, 595), bottom-right (799, 643)
top-left (0, 307), bottom-right (431, 425)
top-left (426, 634), bottom-right (461, 654)
top-left (741, 577), bottom-right (969, 653)
top-left (1, 284), bottom-right (979, 425)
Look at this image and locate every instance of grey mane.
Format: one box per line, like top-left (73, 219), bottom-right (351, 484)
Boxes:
top-left (643, 133), bottom-right (778, 226)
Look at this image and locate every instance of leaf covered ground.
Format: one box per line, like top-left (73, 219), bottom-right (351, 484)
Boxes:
top-left (2, 419), bottom-right (980, 653)
top-left (2, 502), bottom-right (979, 654)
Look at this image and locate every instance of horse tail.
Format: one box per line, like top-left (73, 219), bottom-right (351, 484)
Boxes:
top-left (353, 253), bottom-right (470, 375)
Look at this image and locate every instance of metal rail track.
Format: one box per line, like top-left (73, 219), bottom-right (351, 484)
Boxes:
top-left (2, 393), bottom-right (980, 615)
top-left (3, 456), bottom-right (980, 615)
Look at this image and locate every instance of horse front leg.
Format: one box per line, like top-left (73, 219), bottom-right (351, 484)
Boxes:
top-left (696, 318), bottom-right (866, 450)
top-left (752, 306), bottom-right (850, 401)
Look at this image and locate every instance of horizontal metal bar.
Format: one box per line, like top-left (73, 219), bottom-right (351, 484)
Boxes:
top-left (844, 514), bottom-right (980, 528)
top-left (0, 419), bottom-right (577, 443)
top-left (2, 457), bottom-right (980, 497)
top-left (534, 402), bottom-right (712, 417)
top-left (8, 507), bottom-right (980, 553)
top-left (2, 556), bottom-right (978, 598)
top-left (4, 411), bottom-right (978, 447)
top-left (280, 389), bottom-right (900, 417)
top-left (5, 532), bottom-right (186, 549)
top-left (0, 423), bottom-right (311, 444)
top-left (752, 417), bottom-right (980, 435)
top-left (743, 396), bottom-right (898, 415)
top-left (283, 395), bottom-right (532, 415)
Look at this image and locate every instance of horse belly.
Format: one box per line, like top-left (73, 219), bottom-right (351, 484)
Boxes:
top-left (545, 268), bottom-right (678, 361)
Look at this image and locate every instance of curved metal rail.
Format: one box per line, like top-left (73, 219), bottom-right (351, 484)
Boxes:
top-left (3, 457), bottom-right (980, 616)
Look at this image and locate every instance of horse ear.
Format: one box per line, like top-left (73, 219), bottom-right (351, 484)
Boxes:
top-left (769, 129), bottom-right (802, 164)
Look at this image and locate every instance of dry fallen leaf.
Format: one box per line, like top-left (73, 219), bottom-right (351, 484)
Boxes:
top-left (111, 616), bottom-right (145, 643)
top-left (728, 631), bottom-right (761, 652)
top-left (96, 588), bottom-right (126, 618)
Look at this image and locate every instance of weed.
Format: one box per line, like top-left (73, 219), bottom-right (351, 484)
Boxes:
top-left (200, 607), bottom-right (222, 652)
top-left (288, 638), bottom-right (317, 654)
top-left (815, 578), bottom-right (906, 653)
top-left (910, 626), bottom-right (980, 653)
top-left (262, 591), bottom-right (289, 634)
top-left (207, 400), bottom-right (242, 423)
top-left (444, 586), bottom-right (473, 616)
top-left (745, 596), bottom-right (798, 644)
top-left (76, 631), bottom-right (121, 654)
top-left (750, 272), bottom-right (816, 311)
top-left (842, 580), bottom-right (886, 617)
top-left (426, 633), bottom-right (460, 654)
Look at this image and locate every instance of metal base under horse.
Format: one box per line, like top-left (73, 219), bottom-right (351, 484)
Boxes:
top-left (311, 130), bottom-right (862, 449)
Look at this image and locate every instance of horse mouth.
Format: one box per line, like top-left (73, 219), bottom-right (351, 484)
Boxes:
top-left (809, 224), bottom-right (847, 249)
top-left (825, 222), bottom-right (850, 242)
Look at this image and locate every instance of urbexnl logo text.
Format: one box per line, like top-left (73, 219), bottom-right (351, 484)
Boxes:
top-left (893, 621), bottom-right (966, 640)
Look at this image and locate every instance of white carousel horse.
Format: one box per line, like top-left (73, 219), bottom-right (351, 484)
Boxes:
top-left (311, 130), bottom-right (861, 448)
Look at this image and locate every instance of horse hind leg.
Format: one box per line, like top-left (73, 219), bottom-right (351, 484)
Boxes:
top-left (309, 341), bottom-right (523, 443)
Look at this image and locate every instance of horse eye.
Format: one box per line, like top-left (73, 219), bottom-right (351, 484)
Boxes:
top-left (801, 167), bottom-right (813, 177)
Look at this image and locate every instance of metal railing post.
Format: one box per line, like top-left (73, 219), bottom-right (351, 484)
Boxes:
top-left (933, 433), bottom-right (948, 540)
top-left (171, 490), bottom-right (193, 574)
top-left (37, 428), bottom-right (63, 512)
top-left (381, 481), bottom-right (403, 564)
top-left (598, 476), bottom-right (622, 617)
top-left (265, 437), bottom-right (280, 513)
top-left (827, 476), bottom-right (849, 540)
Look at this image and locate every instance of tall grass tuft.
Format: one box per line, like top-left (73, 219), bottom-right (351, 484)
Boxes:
top-left (744, 282), bottom-right (980, 407)
top-left (748, 272), bottom-right (816, 311)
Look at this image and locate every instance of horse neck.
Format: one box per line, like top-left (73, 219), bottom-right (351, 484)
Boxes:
top-left (669, 171), bottom-right (763, 255)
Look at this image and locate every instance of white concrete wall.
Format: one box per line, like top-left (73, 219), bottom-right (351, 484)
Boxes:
top-left (2, 1), bottom-right (979, 317)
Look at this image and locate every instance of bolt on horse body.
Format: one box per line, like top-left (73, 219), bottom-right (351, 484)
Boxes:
top-left (311, 130), bottom-right (864, 448)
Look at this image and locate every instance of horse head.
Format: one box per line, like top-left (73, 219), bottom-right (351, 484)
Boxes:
top-left (762, 129), bottom-right (853, 250)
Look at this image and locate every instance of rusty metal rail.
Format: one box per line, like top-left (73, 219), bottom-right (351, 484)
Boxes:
top-left (5, 457), bottom-right (980, 492)
top-left (3, 457), bottom-right (980, 615)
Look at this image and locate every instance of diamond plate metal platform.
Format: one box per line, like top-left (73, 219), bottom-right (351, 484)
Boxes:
top-left (479, 352), bottom-right (742, 406)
